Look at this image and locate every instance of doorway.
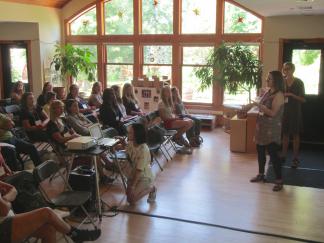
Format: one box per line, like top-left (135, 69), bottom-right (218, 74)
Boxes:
top-left (281, 39), bottom-right (324, 144)
top-left (0, 42), bottom-right (31, 98)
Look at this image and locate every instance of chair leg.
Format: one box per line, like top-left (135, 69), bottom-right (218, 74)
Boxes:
top-left (153, 155), bottom-right (163, 172)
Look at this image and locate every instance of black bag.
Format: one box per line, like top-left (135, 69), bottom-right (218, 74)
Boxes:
top-left (5, 171), bottom-right (48, 213)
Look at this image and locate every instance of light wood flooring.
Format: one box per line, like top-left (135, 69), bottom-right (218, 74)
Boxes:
top-left (66, 128), bottom-right (324, 243)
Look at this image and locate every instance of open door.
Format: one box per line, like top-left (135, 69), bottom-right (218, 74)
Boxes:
top-left (282, 40), bottom-right (324, 144)
top-left (0, 43), bottom-right (30, 98)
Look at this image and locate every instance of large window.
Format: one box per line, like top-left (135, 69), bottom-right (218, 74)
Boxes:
top-left (106, 45), bottom-right (134, 87)
top-left (70, 7), bottom-right (97, 35)
top-left (143, 45), bottom-right (172, 79)
top-left (66, 0), bottom-right (263, 107)
top-left (142, 0), bottom-right (173, 34)
top-left (104, 0), bottom-right (134, 35)
top-left (72, 45), bottom-right (98, 96)
top-left (182, 0), bottom-right (216, 34)
top-left (224, 2), bottom-right (262, 34)
top-left (182, 47), bottom-right (213, 103)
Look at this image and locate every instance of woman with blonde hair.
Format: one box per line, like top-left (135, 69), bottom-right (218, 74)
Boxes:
top-left (122, 83), bottom-right (144, 116)
top-left (46, 100), bottom-right (79, 150)
top-left (88, 82), bottom-right (103, 108)
top-left (158, 86), bottom-right (193, 151)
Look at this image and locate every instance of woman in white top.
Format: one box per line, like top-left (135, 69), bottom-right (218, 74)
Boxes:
top-left (126, 123), bottom-right (156, 205)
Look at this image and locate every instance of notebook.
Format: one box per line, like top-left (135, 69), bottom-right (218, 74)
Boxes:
top-left (89, 123), bottom-right (118, 147)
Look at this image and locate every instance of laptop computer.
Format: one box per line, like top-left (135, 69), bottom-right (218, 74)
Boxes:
top-left (89, 123), bottom-right (118, 147)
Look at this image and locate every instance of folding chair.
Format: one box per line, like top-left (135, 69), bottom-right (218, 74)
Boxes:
top-left (33, 160), bottom-right (97, 228)
top-left (147, 126), bottom-right (169, 171)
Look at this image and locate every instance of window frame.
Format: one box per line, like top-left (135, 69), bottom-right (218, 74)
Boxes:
top-left (64, 0), bottom-right (264, 109)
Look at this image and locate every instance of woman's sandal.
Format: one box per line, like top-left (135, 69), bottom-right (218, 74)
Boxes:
top-left (291, 158), bottom-right (300, 169)
top-left (272, 182), bottom-right (283, 192)
top-left (250, 174), bottom-right (266, 183)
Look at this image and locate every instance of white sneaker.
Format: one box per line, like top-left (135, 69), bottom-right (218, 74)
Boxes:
top-left (147, 186), bottom-right (157, 203)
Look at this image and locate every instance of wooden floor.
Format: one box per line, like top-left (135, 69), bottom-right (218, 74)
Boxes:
top-left (64, 128), bottom-right (324, 243)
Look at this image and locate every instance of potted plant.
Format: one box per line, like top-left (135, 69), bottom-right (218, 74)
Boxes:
top-left (51, 43), bottom-right (96, 86)
top-left (195, 42), bottom-right (263, 103)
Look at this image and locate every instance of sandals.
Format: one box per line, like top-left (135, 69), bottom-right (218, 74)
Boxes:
top-left (272, 182), bottom-right (283, 192)
top-left (291, 158), bottom-right (300, 169)
top-left (250, 174), bottom-right (266, 183)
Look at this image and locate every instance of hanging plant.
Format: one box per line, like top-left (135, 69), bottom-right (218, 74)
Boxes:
top-left (195, 42), bottom-right (263, 102)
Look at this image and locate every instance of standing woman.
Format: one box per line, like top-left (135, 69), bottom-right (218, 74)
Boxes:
top-left (100, 88), bottom-right (125, 135)
top-left (122, 83), bottom-right (144, 116)
top-left (20, 92), bottom-right (49, 142)
top-left (10, 81), bottom-right (24, 104)
top-left (37, 81), bottom-right (53, 107)
top-left (249, 71), bottom-right (285, 191)
top-left (281, 62), bottom-right (305, 168)
top-left (88, 82), bottom-right (103, 108)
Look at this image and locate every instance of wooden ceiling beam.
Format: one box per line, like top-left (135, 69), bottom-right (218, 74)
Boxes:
top-left (0, 0), bottom-right (71, 9)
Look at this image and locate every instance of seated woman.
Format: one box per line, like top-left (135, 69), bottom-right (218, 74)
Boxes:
top-left (66, 84), bottom-right (97, 122)
top-left (42, 91), bottom-right (56, 117)
top-left (158, 86), bottom-right (193, 151)
top-left (100, 88), bottom-right (125, 136)
top-left (122, 83), bottom-right (145, 116)
top-left (171, 87), bottom-right (201, 147)
top-left (65, 99), bottom-right (93, 136)
top-left (0, 180), bottom-right (101, 243)
top-left (37, 82), bottom-right (53, 108)
top-left (111, 85), bottom-right (130, 119)
top-left (20, 92), bottom-right (49, 142)
top-left (10, 81), bottom-right (24, 104)
top-left (125, 123), bottom-right (156, 205)
top-left (88, 82), bottom-right (103, 109)
top-left (46, 100), bottom-right (79, 151)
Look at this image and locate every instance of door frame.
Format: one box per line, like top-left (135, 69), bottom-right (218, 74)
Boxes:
top-left (279, 38), bottom-right (324, 95)
top-left (0, 40), bottom-right (33, 99)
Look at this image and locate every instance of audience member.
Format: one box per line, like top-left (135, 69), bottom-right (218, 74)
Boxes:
top-left (0, 113), bottom-right (42, 169)
top-left (88, 82), bottom-right (103, 108)
top-left (20, 92), bottom-right (49, 142)
top-left (65, 99), bottom-right (93, 136)
top-left (248, 71), bottom-right (285, 191)
top-left (100, 88), bottom-right (125, 135)
top-left (10, 81), bottom-right (24, 104)
top-left (281, 62), bottom-right (306, 168)
top-left (0, 180), bottom-right (101, 243)
top-left (67, 84), bottom-right (97, 122)
top-left (171, 87), bottom-right (201, 147)
top-left (158, 86), bottom-right (193, 152)
top-left (42, 91), bottom-right (56, 117)
top-left (37, 82), bottom-right (53, 107)
top-left (46, 100), bottom-right (79, 151)
top-left (122, 83), bottom-right (144, 116)
top-left (111, 85), bottom-right (128, 119)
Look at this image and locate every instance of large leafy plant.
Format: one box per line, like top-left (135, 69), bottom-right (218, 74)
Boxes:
top-left (51, 44), bottom-right (96, 83)
top-left (195, 43), bottom-right (263, 102)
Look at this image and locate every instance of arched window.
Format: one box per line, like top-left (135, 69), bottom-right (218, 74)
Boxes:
top-left (65, 0), bottom-right (263, 108)
top-left (70, 7), bottom-right (97, 35)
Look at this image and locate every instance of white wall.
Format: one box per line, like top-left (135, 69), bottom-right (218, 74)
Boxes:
top-left (263, 15), bottom-right (324, 86)
top-left (0, 1), bottom-right (61, 95)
